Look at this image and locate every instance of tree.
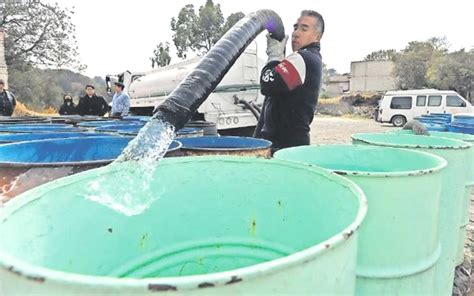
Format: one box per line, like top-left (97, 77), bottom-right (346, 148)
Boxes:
top-left (0, 0), bottom-right (84, 71)
top-left (364, 49), bottom-right (397, 61)
top-left (170, 4), bottom-right (198, 59)
top-left (150, 42), bottom-right (172, 69)
top-left (393, 41), bottom-right (438, 89)
top-left (427, 49), bottom-right (474, 99)
top-left (222, 12), bottom-right (245, 35)
top-left (171, 0), bottom-right (244, 58)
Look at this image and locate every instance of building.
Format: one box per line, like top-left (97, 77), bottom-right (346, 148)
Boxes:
top-left (0, 29), bottom-right (8, 88)
top-left (349, 60), bottom-right (396, 93)
top-left (326, 74), bottom-right (350, 97)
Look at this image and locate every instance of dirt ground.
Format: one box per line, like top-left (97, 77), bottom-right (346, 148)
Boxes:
top-left (310, 115), bottom-right (394, 144)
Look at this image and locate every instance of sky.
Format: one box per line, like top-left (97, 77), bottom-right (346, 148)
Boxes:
top-left (48, 0), bottom-right (474, 78)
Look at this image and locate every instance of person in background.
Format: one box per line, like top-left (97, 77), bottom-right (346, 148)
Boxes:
top-left (76, 84), bottom-right (109, 116)
top-left (111, 82), bottom-right (130, 118)
top-left (59, 94), bottom-right (77, 115)
top-left (254, 10), bottom-right (324, 153)
top-left (0, 79), bottom-right (16, 116)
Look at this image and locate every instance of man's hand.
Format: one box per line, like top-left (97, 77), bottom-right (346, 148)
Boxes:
top-left (266, 33), bottom-right (289, 62)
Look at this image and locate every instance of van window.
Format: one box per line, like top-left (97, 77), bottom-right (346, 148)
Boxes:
top-left (416, 96), bottom-right (427, 106)
top-left (390, 96), bottom-right (412, 109)
top-left (447, 96), bottom-right (466, 107)
top-left (428, 95), bottom-right (442, 107)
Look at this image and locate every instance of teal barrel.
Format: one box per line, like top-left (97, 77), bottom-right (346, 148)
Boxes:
top-left (351, 133), bottom-right (472, 295)
top-left (389, 130), bottom-right (474, 265)
top-left (275, 145), bottom-right (447, 295)
top-left (0, 157), bottom-right (367, 295)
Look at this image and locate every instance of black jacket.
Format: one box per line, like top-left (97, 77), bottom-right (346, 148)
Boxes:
top-left (0, 90), bottom-right (16, 116)
top-left (77, 94), bottom-right (109, 116)
top-left (255, 42), bottom-right (322, 150)
top-left (59, 102), bottom-right (78, 115)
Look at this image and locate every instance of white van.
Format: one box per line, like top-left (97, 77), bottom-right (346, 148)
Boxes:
top-left (376, 89), bottom-right (473, 126)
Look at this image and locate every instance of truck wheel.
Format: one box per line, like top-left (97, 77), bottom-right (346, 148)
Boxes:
top-left (391, 115), bottom-right (407, 127)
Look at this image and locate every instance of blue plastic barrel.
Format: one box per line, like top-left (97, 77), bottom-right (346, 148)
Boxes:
top-left (0, 124), bottom-right (70, 128)
top-left (415, 117), bottom-right (448, 125)
top-left (0, 117), bottom-right (49, 124)
top-left (178, 136), bottom-right (271, 157)
top-left (0, 132), bottom-right (108, 144)
top-left (448, 123), bottom-right (474, 135)
top-left (425, 123), bottom-right (448, 132)
top-left (0, 126), bottom-right (83, 133)
top-left (95, 124), bottom-right (145, 134)
top-left (0, 137), bottom-right (181, 200)
top-left (430, 113), bottom-right (453, 123)
top-left (121, 116), bottom-right (151, 122)
top-left (453, 115), bottom-right (474, 124)
top-left (77, 120), bottom-right (127, 128)
top-left (176, 127), bottom-right (204, 138)
top-left (119, 127), bottom-right (205, 138)
top-left (421, 115), bottom-right (452, 124)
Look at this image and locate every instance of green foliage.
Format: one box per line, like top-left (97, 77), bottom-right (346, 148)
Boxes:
top-left (364, 49), bottom-right (397, 61)
top-left (222, 12), bottom-right (245, 36)
top-left (1, 0), bottom-right (84, 71)
top-left (322, 63), bottom-right (338, 86)
top-left (170, 4), bottom-right (198, 59)
top-left (427, 48), bottom-right (474, 99)
top-left (150, 42), bottom-right (172, 68)
top-left (393, 41), bottom-right (436, 89)
top-left (170, 0), bottom-right (244, 58)
top-left (9, 67), bottom-right (105, 111)
top-left (391, 37), bottom-right (473, 98)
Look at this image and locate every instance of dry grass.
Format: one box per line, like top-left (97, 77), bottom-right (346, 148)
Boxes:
top-left (319, 97), bottom-right (341, 105)
top-left (13, 101), bottom-right (58, 117)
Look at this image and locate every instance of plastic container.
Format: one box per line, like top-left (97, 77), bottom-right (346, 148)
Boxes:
top-left (0, 137), bottom-right (181, 200)
top-left (275, 144), bottom-right (446, 295)
top-left (0, 156), bottom-right (367, 295)
top-left (351, 133), bottom-right (472, 295)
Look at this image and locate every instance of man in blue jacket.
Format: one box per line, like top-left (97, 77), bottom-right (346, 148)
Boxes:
top-left (111, 82), bottom-right (130, 118)
top-left (255, 10), bottom-right (324, 153)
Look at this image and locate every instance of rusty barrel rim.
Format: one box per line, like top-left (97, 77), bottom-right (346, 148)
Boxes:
top-left (178, 136), bottom-right (272, 151)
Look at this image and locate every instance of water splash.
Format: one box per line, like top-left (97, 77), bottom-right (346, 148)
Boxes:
top-left (85, 119), bottom-right (175, 216)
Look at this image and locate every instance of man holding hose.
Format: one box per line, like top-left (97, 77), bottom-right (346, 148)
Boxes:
top-left (255, 10), bottom-right (324, 153)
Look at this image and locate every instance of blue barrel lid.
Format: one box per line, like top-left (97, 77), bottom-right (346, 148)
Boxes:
top-left (0, 126), bottom-right (83, 133)
top-left (95, 124), bottom-right (145, 133)
top-left (77, 120), bottom-right (126, 127)
top-left (0, 137), bottom-right (181, 166)
top-left (0, 132), bottom-right (108, 144)
top-left (121, 116), bottom-right (151, 122)
top-left (0, 123), bottom-right (71, 128)
top-left (176, 127), bottom-right (203, 135)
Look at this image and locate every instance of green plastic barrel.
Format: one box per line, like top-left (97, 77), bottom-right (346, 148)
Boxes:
top-left (0, 157), bottom-right (367, 295)
top-left (351, 133), bottom-right (472, 295)
top-left (275, 145), bottom-right (447, 295)
top-left (389, 129), bottom-right (474, 265)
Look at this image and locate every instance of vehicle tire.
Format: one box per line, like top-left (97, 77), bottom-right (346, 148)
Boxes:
top-left (391, 115), bottom-right (407, 127)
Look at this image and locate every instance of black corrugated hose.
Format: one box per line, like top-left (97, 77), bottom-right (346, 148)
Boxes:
top-left (153, 10), bottom-right (285, 130)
